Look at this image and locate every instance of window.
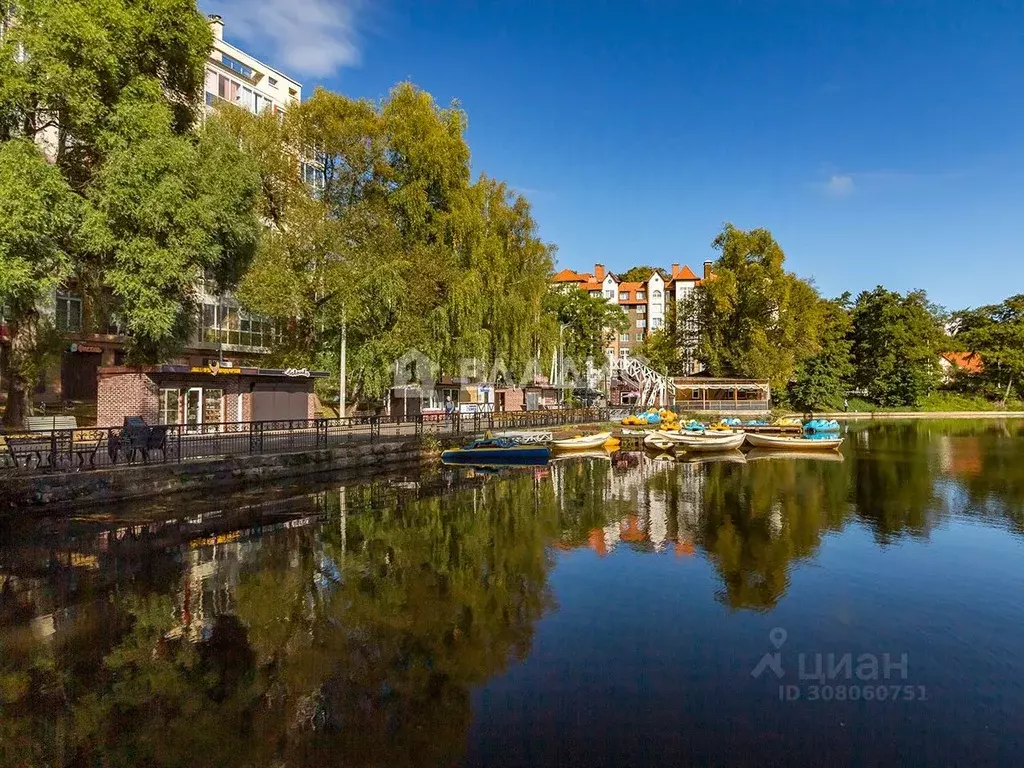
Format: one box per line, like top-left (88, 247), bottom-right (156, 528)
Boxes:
top-left (590, 290), bottom-right (601, 298)
top-left (637, 291), bottom-right (646, 300)
top-left (159, 389), bottom-right (181, 425)
top-left (604, 290), bottom-right (614, 299)
top-left (301, 161), bottom-right (324, 196)
top-left (55, 291), bottom-right (83, 332)
top-left (619, 333), bottom-right (629, 342)
top-left (636, 332), bottom-right (645, 341)
top-left (268, 76), bottom-right (278, 86)
top-left (652, 317), bottom-right (663, 328)
top-left (637, 305), bottom-right (646, 314)
top-left (221, 53), bottom-right (253, 79)
top-left (619, 291), bottom-right (629, 301)
top-left (618, 349), bottom-right (629, 358)
top-left (201, 302), bottom-right (276, 348)
top-left (653, 290), bottom-right (662, 298)
top-left (637, 319), bottom-right (647, 329)
top-left (204, 389), bottom-right (224, 427)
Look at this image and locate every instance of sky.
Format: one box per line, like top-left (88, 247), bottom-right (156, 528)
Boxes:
top-left (201, 0), bottom-right (1024, 310)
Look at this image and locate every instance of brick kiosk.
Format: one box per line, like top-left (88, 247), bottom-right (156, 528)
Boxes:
top-left (96, 364), bottom-right (327, 428)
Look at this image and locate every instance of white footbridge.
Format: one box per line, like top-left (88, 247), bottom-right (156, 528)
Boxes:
top-left (614, 356), bottom-right (672, 408)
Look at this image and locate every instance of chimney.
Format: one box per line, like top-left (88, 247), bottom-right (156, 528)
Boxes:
top-left (209, 14), bottom-right (224, 40)
top-left (671, 263), bottom-right (680, 278)
top-left (595, 264), bottom-right (605, 281)
top-left (703, 260), bottom-right (713, 280)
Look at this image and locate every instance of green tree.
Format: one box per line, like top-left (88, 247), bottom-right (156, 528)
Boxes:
top-left (232, 84), bottom-right (556, 405)
top-left (1, 0), bottom-right (260, 422)
top-left (954, 295), bottom-right (1024, 402)
top-left (850, 287), bottom-right (945, 407)
top-left (617, 265), bottom-right (665, 282)
top-left (691, 223), bottom-right (825, 389)
top-left (544, 287), bottom-right (628, 372)
top-left (0, 139), bottom-right (80, 426)
top-left (788, 295), bottom-right (854, 411)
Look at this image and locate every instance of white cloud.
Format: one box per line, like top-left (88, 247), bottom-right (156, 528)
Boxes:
top-left (205, 0), bottom-right (361, 78)
top-left (824, 174), bottom-right (855, 196)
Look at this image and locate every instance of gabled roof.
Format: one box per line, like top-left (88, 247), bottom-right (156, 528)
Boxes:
top-left (553, 268), bottom-right (590, 283)
top-left (668, 265), bottom-right (700, 282)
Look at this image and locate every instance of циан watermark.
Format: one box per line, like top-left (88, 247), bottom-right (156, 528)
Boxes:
top-left (751, 627), bottom-right (927, 702)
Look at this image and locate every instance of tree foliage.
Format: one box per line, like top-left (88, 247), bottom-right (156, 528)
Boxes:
top-left (230, 84), bottom-right (557, 404)
top-left (954, 295), bottom-right (1024, 401)
top-left (692, 223), bottom-right (824, 389)
top-left (617, 265), bottom-right (664, 283)
top-left (849, 287), bottom-right (945, 407)
top-left (543, 288), bottom-right (628, 372)
top-left (788, 296), bottom-right (855, 411)
top-left (0, 0), bottom-right (260, 423)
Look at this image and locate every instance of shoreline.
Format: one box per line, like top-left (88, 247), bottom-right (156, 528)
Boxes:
top-left (807, 411), bottom-right (1024, 420)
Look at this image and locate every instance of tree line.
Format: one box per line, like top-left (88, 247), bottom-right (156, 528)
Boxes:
top-left (635, 223), bottom-right (1024, 411)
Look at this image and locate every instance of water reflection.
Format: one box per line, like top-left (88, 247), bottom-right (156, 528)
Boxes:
top-left (1, 420), bottom-right (1022, 766)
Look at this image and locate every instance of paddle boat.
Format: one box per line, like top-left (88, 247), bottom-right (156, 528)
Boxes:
top-left (665, 431), bottom-right (746, 452)
top-left (803, 418), bottom-right (841, 434)
top-left (681, 420), bottom-right (707, 434)
top-left (744, 433), bottom-right (843, 451)
top-left (441, 437), bottom-right (552, 465)
top-left (551, 431), bottom-right (614, 451)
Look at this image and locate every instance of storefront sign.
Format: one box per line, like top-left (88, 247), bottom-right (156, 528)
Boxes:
top-left (190, 364), bottom-right (242, 376)
top-left (283, 368), bottom-right (311, 377)
top-left (70, 343), bottom-right (102, 354)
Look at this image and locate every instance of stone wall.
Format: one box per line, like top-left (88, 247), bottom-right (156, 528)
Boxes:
top-left (0, 437), bottom-right (454, 513)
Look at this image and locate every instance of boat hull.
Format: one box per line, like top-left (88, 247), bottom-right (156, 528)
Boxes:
top-left (668, 432), bottom-right (746, 451)
top-left (744, 433), bottom-right (843, 451)
top-left (551, 432), bottom-right (613, 451)
top-left (441, 446), bottom-right (552, 465)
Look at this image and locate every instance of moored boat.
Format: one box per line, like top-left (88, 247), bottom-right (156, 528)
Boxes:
top-left (744, 433), bottom-right (843, 451)
top-left (644, 432), bottom-right (675, 452)
top-left (551, 431), bottom-right (613, 451)
top-left (489, 431), bottom-right (552, 444)
top-left (665, 431), bottom-right (746, 451)
top-left (441, 438), bottom-right (552, 465)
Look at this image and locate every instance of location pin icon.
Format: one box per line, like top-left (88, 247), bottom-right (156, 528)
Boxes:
top-left (769, 627), bottom-right (788, 649)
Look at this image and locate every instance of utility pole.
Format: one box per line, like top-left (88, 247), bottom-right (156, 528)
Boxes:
top-left (338, 311), bottom-right (347, 418)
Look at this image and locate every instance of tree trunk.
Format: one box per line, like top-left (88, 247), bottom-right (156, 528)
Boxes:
top-left (2, 317), bottom-right (37, 428)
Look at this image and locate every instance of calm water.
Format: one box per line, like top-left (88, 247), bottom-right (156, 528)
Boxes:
top-left (2, 420), bottom-right (1023, 766)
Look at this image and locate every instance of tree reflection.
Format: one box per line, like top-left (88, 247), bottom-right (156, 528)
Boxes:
top-left (695, 457), bottom-right (850, 611)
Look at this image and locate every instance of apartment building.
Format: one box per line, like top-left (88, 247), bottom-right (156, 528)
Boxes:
top-left (30, 16), bottom-right (315, 412)
top-left (552, 260), bottom-right (712, 373)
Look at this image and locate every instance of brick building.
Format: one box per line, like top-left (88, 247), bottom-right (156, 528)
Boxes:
top-left (96, 365), bottom-right (325, 428)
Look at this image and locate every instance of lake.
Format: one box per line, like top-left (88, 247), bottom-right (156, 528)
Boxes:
top-left (1, 420), bottom-right (1022, 766)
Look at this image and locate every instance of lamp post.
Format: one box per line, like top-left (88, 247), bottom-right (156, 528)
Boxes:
top-left (338, 311), bottom-right (347, 418)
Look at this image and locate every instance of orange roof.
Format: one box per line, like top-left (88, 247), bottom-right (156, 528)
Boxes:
top-left (670, 265), bottom-right (700, 281)
top-left (941, 352), bottom-right (983, 373)
top-left (617, 281), bottom-right (644, 291)
top-left (582, 281), bottom-right (603, 292)
top-left (553, 268), bottom-right (591, 283)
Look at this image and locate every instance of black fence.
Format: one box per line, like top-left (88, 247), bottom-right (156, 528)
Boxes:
top-left (0, 408), bottom-right (633, 476)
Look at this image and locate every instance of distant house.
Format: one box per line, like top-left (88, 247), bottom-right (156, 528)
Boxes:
top-left (939, 352), bottom-right (983, 382)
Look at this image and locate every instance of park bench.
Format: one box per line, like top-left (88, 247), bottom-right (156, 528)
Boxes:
top-left (26, 415), bottom-right (79, 432)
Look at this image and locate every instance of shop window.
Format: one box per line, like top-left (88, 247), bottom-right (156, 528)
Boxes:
top-left (204, 388), bottom-right (224, 427)
top-left (159, 389), bottom-right (181, 425)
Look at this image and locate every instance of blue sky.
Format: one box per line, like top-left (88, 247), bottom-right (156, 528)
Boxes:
top-left (202, 0), bottom-right (1024, 310)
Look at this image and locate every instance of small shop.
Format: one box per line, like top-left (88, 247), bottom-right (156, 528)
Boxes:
top-left (671, 377), bottom-right (771, 412)
top-left (96, 363), bottom-right (327, 428)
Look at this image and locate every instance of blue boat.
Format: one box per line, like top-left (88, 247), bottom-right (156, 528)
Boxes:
top-left (441, 437), bottom-right (552, 466)
top-left (804, 418), bottom-right (841, 433)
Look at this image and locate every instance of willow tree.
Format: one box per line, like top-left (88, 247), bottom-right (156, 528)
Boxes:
top-left (232, 83), bottom-right (555, 406)
top-left (692, 224), bottom-right (824, 390)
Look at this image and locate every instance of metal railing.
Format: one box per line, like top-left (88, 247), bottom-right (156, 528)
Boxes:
top-left (0, 408), bottom-right (623, 475)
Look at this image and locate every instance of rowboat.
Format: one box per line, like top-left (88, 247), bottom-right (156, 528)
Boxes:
top-left (551, 431), bottom-right (613, 451)
top-left (746, 448), bottom-right (845, 463)
top-left (665, 432), bottom-right (746, 451)
top-left (441, 438), bottom-right (552, 465)
top-left (644, 432), bottom-right (675, 452)
top-left (744, 433), bottom-right (843, 451)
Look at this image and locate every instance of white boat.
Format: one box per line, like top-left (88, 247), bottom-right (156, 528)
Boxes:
top-left (745, 433), bottom-right (844, 451)
top-left (644, 432), bottom-right (675, 451)
top-left (666, 432), bottom-right (746, 451)
top-left (551, 431), bottom-right (613, 451)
